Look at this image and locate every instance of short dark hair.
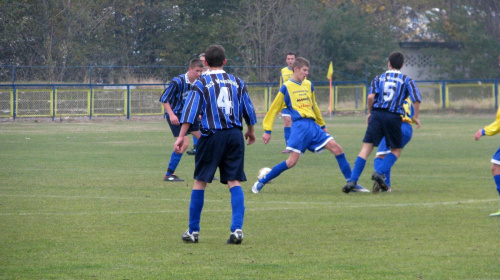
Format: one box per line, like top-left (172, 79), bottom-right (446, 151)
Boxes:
top-left (189, 58), bottom-right (204, 69)
top-left (292, 57), bottom-right (310, 69)
top-left (389, 52), bottom-right (404, 69)
top-left (286, 52), bottom-right (296, 57)
top-left (204, 45), bottom-right (225, 67)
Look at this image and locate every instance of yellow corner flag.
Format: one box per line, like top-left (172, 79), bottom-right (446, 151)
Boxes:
top-left (326, 61), bottom-right (334, 80)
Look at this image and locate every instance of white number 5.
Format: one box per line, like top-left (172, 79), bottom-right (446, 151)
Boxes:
top-left (217, 87), bottom-right (233, 115)
top-left (383, 82), bottom-right (396, 101)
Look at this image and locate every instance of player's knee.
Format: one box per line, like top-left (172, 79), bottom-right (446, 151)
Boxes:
top-left (285, 158), bottom-right (298, 168)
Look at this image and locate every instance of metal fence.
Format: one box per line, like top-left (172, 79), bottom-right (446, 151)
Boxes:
top-left (0, 79), bottom-right (498, 120)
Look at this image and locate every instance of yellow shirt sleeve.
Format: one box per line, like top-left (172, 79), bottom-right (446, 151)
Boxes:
top-left (263, 91), bottom-right (286, 132)
top-left (484, 106), bottom-right (500, 136)
top-left (311, 91), bottom-right (325, 127)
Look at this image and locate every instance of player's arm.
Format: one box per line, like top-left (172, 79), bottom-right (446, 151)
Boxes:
top-left (241, 84), bottom-right (257, 145)
top-left (163, 102), bottom-right (178, 125)
top-left (476, 106), bottom-right (500, 140)
top-left (366, 93), bottom-right (375, 125)
top-left (311, 89), bottom-right (326, 128)
top-left (174, 123), bottom-right (191, 152)
top-left (262, 90), bottom-right (286, 144)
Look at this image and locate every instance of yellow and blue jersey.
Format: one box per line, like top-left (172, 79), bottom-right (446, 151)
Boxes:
top-left (280, 67), bottom-right (294, 88)
top-left (483, 106), bottom-right (500, 136)
top-left (401, 97), bottom-right (414, 124)
top-left (263, 79), bottom-right (324, 132)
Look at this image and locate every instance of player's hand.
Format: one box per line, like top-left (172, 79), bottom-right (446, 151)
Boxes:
top-left (414, 118), bottom-right (421, 129)
top-left (245, 131), bottom-right (256, 145)
top-left (262, 133), bottom-right (271, 144)
top-left (173, 137), bottom-right (184, 153)
top-left (475, 129), bottom-right (483, 141)
top-left (169, 114), bottom-right (180, 125)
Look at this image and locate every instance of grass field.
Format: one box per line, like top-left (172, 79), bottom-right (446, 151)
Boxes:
top-left (1, 114), bottom-right (499, 279)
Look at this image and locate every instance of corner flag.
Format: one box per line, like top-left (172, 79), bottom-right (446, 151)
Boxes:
top-left (326, 61), bottom-right (334, 80)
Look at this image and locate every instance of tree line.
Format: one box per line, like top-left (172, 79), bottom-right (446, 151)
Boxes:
top-left (1, 0), bottom-right (499, 83)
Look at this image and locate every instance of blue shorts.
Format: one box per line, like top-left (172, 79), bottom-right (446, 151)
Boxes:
top-left (281, 108), bottom-right (291, 117)
top-left (376, 122), bottom-right (413, 155)
top-left (194, 128), bottom-right (247, 184)
top-left (286, 118), bottom-right (333, 154)
top-left (363, 109), bottom-right (403, 148)
top-left (491, 147), bottom-right (500, 165)
top-left (166, 113), bottom-right (200, 137)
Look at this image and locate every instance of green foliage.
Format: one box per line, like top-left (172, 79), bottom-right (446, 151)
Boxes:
top-left (1, 115), bottom-right (500, 279)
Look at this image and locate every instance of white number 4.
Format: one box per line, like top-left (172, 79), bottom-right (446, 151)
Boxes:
top-left (217, 87), bottom-right (233, 114)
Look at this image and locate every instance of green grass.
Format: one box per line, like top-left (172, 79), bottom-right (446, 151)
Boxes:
top-left (1, 115), bottom-right (499, 279)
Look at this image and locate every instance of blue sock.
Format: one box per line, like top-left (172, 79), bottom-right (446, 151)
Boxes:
top-left (335, 153), bottom-right (352, 180)
top-left (284, 127), bottom-right (291, 143)
top-left (229, 186), bottom-right (245, 232)
top-left (385, 169), bottom-right (391, 186)
top-left (349, 156), bottom-right (366, 182)
top-left (166, 151), bottom-right (183, 176)
top-left (188, 190), bottom-right (205, 233)
top-left (374, 157), bottom-right (390, 185)
top-left (192, 135), bottom-right (198, 147)
top-left (494, 175), bottom-right (500, 196)
top-left (378, 153), bottom-right (397, 175)
top-left (258, 161), bottom-right (289, 189)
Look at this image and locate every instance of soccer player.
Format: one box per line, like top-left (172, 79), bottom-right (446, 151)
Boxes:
top-left (187, 53), bottom-right (210, 156)
top-left (175, 45), bottom-right (257, 244)
top-left (372, 97), bottom-right (415, 193)
top-left (251, 57), bottom-right (355, 194)
top-left (279, 52), bottom-right (297, 154)
top-left (474, 107), bottom-right (500, 217)
top-left (342, 51), bottom-right (421, 194)
top-left (159, 58), bottom-right (204, 182)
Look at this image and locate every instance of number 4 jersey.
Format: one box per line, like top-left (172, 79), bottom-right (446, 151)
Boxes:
top-left (370, 69), bottom-right (422, 115)
top-left (180, 70), bottom-right (257, 136)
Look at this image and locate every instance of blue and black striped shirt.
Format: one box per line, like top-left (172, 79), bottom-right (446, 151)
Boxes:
top-left (159, 73), bottom-right (194, 115)
top-left (181, 70), bottom-right (257, 136)
top-left (370, 70), bottom-right (422, 115)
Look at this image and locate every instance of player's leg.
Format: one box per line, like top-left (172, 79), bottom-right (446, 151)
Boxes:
top-left (165, 135), bottom-right (189, 181)
top-left (489, 148), bottom-right (500, 217)
top-left (227, 181), bottom-right (245, 244)
top-left (323, 139), bottom-right (352, 180)
top-left (252, 152), bottom-right (300, 193)
top-left (182, 180), bottom-right (207, 243)
top-left (282, 108), bottom-right (292, 154)
top-left (187, 135), bottom-right (198, 155)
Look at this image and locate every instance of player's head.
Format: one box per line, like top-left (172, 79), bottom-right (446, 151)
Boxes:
top-left (187, 58), bottom-right (204, 81)
top-left (286, 52), bottom-right (296, 68)
top-left (292, 57), bottom-right (309, 81)
top-left (204, 45), bottom-right (226, 67)
top-left (388, 51), bottom-right (404, 70)
top-left (199, 53), bottom-right (209, 72)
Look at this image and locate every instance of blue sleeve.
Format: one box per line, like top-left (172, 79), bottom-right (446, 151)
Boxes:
top-left (181, 87), bottom-right (202, 124)
top-left (241, 85), bottom-right (257, 126)
top-left (159, 81), bottom-right (177, 104)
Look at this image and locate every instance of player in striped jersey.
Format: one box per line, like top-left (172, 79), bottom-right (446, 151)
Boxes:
top-left (187, 53), bottom-right (210, 156)
top-left (251, 57), bottom-right (355, 194)
top-left (475, 106), bottom-right (500, 217)
top-left (343, 51), bottom-right (422, 194)
top-left (279, 52), bottom-right (296, 153)
top-left (159, 58), bottom-right (204, 182)
top-left (175, 45), bottom-right (257, 244)
top-left (372, 97), bottom-right (415, 193)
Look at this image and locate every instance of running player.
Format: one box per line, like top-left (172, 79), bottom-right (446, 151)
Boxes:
top-left (475, 106), bottom-right (500, 217)
top-left (159, 58), bottom-right (204, 182)
top-left (175, 45), bottom-right (257, 244)
top-left (342, 51), bottom-right (422, 194)
top-left (251, 57), bottom-right (354, 193)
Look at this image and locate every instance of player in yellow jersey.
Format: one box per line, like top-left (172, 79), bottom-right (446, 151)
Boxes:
top-left (252, 57), bottom-right (355, 193)
top-left (372, 97), bottom-right (415, 193)
top-left (475, 106), bottom-right (500, 217)
top-left (279, 52), bottom-right (296, 154)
